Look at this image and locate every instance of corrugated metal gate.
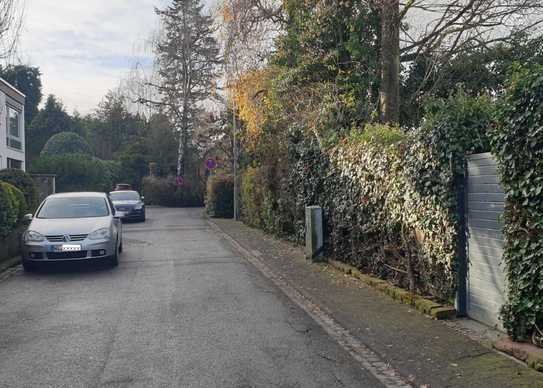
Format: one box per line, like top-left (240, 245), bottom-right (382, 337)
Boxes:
top-left (466, 153), bottom-right (506, 329)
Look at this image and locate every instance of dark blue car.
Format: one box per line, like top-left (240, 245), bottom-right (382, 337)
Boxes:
top-left (109, 190), bottom-right (146, 222)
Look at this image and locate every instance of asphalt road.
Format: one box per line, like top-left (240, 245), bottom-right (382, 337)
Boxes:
top-left (0, 207), bottom-right (382, 388)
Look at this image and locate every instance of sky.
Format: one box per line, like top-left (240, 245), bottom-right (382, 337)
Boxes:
top-left (18, 0), bottom-right (171, 115)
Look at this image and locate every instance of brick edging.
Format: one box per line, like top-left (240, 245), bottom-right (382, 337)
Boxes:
top-left (328, 260), bottom-right (457, 320)
top-left (493, 338), bottom-right (543, 372)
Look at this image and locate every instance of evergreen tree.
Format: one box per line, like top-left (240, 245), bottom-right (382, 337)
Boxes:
top-left (26, 95), bottom-right (74, 165)
top-left (151, 0), bottom-right (221, 178)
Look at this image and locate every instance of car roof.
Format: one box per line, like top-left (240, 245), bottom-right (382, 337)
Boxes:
top-left (109, 190), bottom-right (139, 194)
top-left (47, 192), bottom-right (108, 199)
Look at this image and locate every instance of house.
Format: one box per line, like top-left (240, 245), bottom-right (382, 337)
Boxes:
top-left (0, 77), bottom-right (25, 171)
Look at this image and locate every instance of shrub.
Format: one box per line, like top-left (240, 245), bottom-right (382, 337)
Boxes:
top-left (239, 90), bottom-right (494, 301)
top-left (349, 124), bottom-right (406, 146)
top-left (490, 64), bottom-right (543, 341)
top-left (0, 182), bottom-right (26, 237)
top-left (41, 131), bottom-right (92, 157)
top-left (142, 176), bottom-right (203, 207)
top-left (241, 167), bottom-right (267, 228)
top-left (206, 175), bottom-right (234, 218)
top-left (3, 183), bottom-right (27, 220)
top-left (30, 154), bottom-right (115, 192)
top-left (0, 168), bottom-right (39, 210)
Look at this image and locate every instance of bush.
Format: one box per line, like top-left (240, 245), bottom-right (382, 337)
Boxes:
top-left (41, 132), bottom-right (92, 157)
top-left (241, 167), bottom-right (265, 227)
top-left (240, 90), bottom-right (495, 301)
top-left (142, 176), bottom-right (204, 207)
top-left (490, 64), bottom-right (543, 341)
top-left (30, 154), bottom-right (115, 192)
top-left (0, 182), bottom-right (26, 237)
top-left (206, 175), bottom-right (234, 218)
top-left (0, 168), bottom-right (39, 210)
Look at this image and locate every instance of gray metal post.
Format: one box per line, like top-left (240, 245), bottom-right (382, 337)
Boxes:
top-left (305, 206), bottom-right (324, 262)
top-left (233, 98), bottom-right (238, 221)
top-left (455, 164), bottom-right (468, 316)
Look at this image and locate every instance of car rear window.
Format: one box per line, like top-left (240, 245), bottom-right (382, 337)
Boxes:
top-left (37, 197), bottom-right (110, 219)
top-left (109, 191), bottom-right (140, 201)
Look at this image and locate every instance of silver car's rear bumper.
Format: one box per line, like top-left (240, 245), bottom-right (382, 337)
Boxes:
top-left (22, 239), bottom-right (116, 262)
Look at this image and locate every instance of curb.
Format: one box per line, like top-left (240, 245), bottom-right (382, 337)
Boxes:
top-left (493, 338), bottom-right (543, 372)
top-left (328, 260), bottom-right (456, 320)
top-left (0, 255), bottom-right (21, 274)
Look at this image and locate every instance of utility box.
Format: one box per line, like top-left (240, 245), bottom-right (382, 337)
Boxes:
top-left (305, 206), bottom-right (324, 262)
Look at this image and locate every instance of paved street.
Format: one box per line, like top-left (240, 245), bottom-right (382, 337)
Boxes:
top-left (0, 208), bottom-right (382, 387)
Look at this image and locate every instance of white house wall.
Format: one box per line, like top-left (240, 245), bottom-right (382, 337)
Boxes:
top-left (0, 90), bottom-right (26, 171)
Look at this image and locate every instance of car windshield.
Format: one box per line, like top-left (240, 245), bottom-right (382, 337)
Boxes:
top-left (37, 197), bottom-right (110, 219)
top-left (109, 191), bottom-right (140, 201)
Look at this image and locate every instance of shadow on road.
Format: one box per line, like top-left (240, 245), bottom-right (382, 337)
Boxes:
top-left (24, 261), bottom-right (116, 276)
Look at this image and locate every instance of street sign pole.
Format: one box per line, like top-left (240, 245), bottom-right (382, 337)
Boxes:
top-left (233, 98), bottom-right (238, 221)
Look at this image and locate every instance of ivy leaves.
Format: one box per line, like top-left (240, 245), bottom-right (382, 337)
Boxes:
top-left (491, 64), bottom-right (543, 341)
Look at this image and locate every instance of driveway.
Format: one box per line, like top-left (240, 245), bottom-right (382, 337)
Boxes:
top-left (0, 207), bottom-right (382, 387)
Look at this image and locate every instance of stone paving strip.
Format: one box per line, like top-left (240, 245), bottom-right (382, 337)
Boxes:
top-left (210, 217), bottom-right (543, 387)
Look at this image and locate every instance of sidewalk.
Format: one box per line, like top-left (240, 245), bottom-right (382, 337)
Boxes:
top-left (210, 218), bottom-right (543, 387)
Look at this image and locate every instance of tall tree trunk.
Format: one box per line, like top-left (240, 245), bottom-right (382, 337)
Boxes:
top-left (379, 0), bottom-right (400, 124)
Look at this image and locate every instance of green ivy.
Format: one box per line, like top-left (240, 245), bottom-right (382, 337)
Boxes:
top-left (490, 64), bottom-right (543, 340)
top-left (240, 90), bottom-right (494, 301)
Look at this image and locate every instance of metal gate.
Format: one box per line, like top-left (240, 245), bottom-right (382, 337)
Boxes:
top-left (466, 153), bottom-right (506, 329)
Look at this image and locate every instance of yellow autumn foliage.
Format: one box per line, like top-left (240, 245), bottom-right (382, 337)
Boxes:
top-left (230, 69), bottom-right (272, 149)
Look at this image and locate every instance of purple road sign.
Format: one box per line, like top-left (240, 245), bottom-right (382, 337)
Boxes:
top-left (206, 158), bottom-right (217, 170)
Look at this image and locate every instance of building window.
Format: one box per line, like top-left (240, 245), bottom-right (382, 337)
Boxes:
top-left (6, 105), bottom-right (22, 150)
top-left (7, 158), bottom-right (22, 170)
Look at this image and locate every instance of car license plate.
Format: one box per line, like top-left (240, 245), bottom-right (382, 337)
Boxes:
top-left (60, 244), bottom-right (82, 252)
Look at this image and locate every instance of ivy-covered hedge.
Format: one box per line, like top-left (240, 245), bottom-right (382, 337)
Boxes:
top-left (491, 64), bottom-right (543, 341)
top-left (206, 174), bottom-right (234, 218)
top-left (241, 93), bottom-right (494, 301)
top-left (284, 125), bottom-right (459, 298)
top-left (0, 181), bottom-right (27, 238)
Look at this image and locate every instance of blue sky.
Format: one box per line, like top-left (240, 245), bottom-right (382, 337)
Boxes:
top-left (19, 0), bottom-right (170, 114)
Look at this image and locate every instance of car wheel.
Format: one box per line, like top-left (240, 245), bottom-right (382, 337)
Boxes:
top-left (119, 237), bottom-right (123, 253)
top-left (109, 241), bottom-right (119, 267)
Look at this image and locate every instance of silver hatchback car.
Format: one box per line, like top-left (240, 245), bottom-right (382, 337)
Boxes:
top-left (21, 192), bottom-right (123, 271)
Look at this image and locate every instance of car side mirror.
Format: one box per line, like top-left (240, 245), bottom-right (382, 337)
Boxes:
top-left (23, 214), bottom-right (33, 223)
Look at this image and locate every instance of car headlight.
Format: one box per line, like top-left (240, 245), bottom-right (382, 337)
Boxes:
top-left (134, 203), bottom-right (143, 210)
top-left (24, 230), bottom-right (45, 243)
top-left (88, 228), bottom-right (111, 240)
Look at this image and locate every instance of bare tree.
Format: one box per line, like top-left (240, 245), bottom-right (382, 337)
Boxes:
top-left (0, 0), bottom-right (24, 62)
top-left (141, 0), bottom-right (221, 179)
top-left (374, 0), bottom-right (543, 123)
top-left (218, 0), bottom-right (281, 80)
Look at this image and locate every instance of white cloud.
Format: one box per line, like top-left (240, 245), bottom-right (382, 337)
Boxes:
top-left (18, 0), bottom-right (170, 114)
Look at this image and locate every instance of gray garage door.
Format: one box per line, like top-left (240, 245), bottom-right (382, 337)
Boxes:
top-left (466, 153), bottom-right (506, 330)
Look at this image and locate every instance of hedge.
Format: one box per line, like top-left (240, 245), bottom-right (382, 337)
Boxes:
top-left (491, 64), bottom-right (543, 341)
top-left (142, 176), bottom-right (203, 207)
top-left (0, 181), bottom-right (26, 238)
top-left (0, 169), bottom-right (39, 210)
top-left (30, 154), bottom-right (119, 193)
top-left (206, 174), bottom-right (234, 218)
top-left (240, 93), bottom-right (494, 301)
